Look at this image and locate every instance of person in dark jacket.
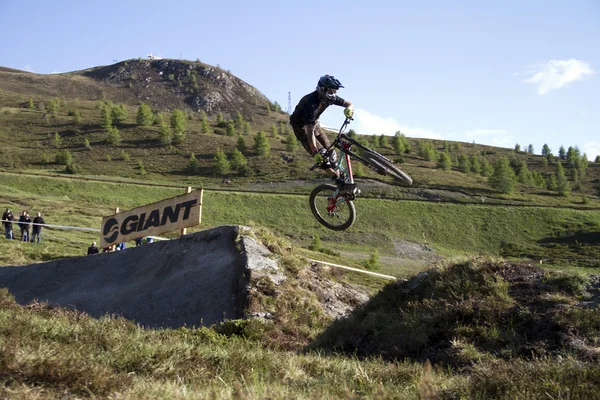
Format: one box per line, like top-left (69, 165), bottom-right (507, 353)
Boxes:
top-left (30, 212), bottom-right (46, 244)
top-left (87, 241), bottom-right (99, 255)
top-left (17, 210), bottom-right (31, 242)
top-left (290, 74), bottom-right (355, 193)
top-left (2, 208), bottom-right (14, 240)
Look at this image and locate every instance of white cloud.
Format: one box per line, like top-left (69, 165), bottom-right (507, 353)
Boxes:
top-left (23, 65), bottom-right (35, 73)
top-left (352, 108), bottom-right (444, 139)
top-left (523, 59), bottom-right (594, 95)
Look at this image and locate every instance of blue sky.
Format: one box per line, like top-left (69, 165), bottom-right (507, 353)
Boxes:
top-left (1, 0), bottom-right (598, 158)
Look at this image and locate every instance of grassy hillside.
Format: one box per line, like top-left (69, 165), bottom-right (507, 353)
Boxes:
top-left (1, 173), bottom-right (599, 276)
top-left (1, 59), bottom-right (599, 209)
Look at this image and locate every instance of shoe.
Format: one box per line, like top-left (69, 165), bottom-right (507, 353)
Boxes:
top-left (338, 182), bottom-right (357, 194)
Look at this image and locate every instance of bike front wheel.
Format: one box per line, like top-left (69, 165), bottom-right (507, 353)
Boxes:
top-left (361, 150), bottom-right (413, 185)
top-left (309, 183), bottom-right (356, 231)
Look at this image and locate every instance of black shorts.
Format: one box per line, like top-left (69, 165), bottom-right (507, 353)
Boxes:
top-left (291, 122), bottom-right (331, 154)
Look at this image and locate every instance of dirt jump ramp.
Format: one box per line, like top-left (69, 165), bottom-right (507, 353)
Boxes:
top-left (0, 225), bottom-right (285, 328)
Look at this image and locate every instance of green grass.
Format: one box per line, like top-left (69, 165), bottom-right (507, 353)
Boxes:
top-left (2, 173), bottom-right (600, 274)
top-left (2, 257), bottom-right (600, 399)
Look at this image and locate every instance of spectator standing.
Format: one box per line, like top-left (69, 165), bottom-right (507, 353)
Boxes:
top-left (116, 242), bottom-right (126, 251)
top-left (87, 241), bottom-right (99, 255)
top-left (2, 208), bottom-right (14, 239)
top-left (135, 237), bottom-right (144, 247)
top-left (17, 211), bottom-right (31, 242)
top-left (30, 212), bottom-right (46, 244)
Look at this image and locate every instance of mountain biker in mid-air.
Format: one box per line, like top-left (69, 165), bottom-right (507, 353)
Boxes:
top-left (290, 74), bottom-right (356, 193)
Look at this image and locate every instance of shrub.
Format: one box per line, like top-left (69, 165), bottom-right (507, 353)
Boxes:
top-left (188, 153), bottom-right (199, 173)
top-left (55, 150), bottom-right (72, 165)
top-left (65, 163), bottom-right (81, 174)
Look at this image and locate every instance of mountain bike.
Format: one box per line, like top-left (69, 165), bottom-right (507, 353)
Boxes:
top-left (309, 117), bottom-right (413, 231)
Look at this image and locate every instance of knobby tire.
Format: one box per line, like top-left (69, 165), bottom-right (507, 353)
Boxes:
top-left (309, 183), bottom-right (356, 231)
top-left (360, 150), bottom-right (413, 185)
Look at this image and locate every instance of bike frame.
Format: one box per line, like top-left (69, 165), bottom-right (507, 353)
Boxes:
top-left (326, 117), bottom-right (379, 185)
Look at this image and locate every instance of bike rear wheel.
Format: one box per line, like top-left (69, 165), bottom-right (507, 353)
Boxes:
top-left (309, 183), bottom-right (356, 231)
top-left (361, 150), bottom-right (413, 185)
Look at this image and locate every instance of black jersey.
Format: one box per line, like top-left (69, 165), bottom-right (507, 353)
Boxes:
top-left (289, 90), bottom-right (347, 127)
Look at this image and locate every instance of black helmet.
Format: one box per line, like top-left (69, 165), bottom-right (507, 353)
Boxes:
top-left (317, 75), bottom-right (344, 101)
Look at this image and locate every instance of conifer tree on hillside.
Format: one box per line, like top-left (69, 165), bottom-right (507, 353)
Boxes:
top-left (470, 155), bottom-right (481, 174)
top-left (213, 148), bottom-right (230, 175)
top-left (489, 156), bottom-right (517, 194)
top-left (379, 134), bottom-right (389, 148)
top-left (555, 161), bottom-right (571, 197)
top-left (458, 154), bottom-right (471, 173)
top-left (111, 104), bottom-right (128, 124)
top-left (230, 148), bottom-right (249, 174)
top-left (243, 121), bottom-right (251, 135)
top-left (437, 151), bottom-right (452, 170)
top-left (516, 160), bottom-right (532, 184)
top-left (541, 143), bottom-right (552, 157)
top-left (392, 133), bottom-right (406, 155)
top-left (136, 103), bottom-right (154, 126)
top-left (226, 121), bottom-right (236, 136)
top-left (253, 130), bottom-right (270, 156)
top-left (480, 157), bottom-right (493, 177)
top-left (216, 112), bottom-right (224, 124)
top-left (527, 144), bottom-right (534, 154)
top-left (236, 136), bottom-right (246, 153)
top-left (201, 119), bottom-right (210, 133)
top-left (28, 98), bottom-right (35, 110)
top-left (187, 153), bottom-right (199, 173)
top-left (595, 155), bottom-right (600, 163)
top-left (285, 132), bottom-right (298, 153)
top-left (559, 145), bottom-right (566, 160)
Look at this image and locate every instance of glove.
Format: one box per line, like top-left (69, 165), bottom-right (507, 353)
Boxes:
top-left (313, 148), bottom-right (332, 169)
top-left (344, 107), bottom-right (354, 118)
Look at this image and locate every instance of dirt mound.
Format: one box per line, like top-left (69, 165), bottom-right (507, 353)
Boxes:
top-left (0, 226), bottom-right (370, 331)
top-left (0, 226), bottom-right (287, 328)
top-left (309, 259), bottom-right (600, 366)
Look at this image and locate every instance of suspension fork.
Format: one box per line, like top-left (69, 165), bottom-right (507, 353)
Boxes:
top-left (342, 142), bottom-right (354, 184)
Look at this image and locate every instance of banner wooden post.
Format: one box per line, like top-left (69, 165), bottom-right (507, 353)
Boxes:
top-left (180, 187), bottom-right (192, 237)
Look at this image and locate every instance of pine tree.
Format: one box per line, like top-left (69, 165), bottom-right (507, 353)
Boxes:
top-left (111, 103), bottom-right (128, 124)
top-left (243, 121), bottom-right (251, 135)
top-left (201, 119), bottom-right (210, 133)
top-left (546, 174), bottom-right (557, 190)
top-left (53, 132), bottom-right (62, 148)
top-left (527, 144), bottom-right (534, 154)
top-left (187, 153), bottom-right (199, 173)
top-left (236, 136), bottom-right (246, 153)
top-left (379, 134), bottom-right (389, 148)
top-left (285, 132), bottom-right (298, 153)
top-left (308, 234), bottom-right (322, 251)
top-left (558, 145), bottom-right (566, 160)
top-left (595, 155), bottom-right (600, 163)
top-left (480, 157), bottom-right (493, 177)
top-left (106, 126), bottom-right (121, 146)
top-left (47, 98), bottom-right (59, 116)
top-left (541, 143), bottom-right (552, 157)
top-left (489, 157), bottom-right (517, 193)
top-left (73, 110), bottom-right (82, 125)
top-left (253, 130), bottom-right (270, 156)
top-left (470, 155), bottom-right (481, 174)
top-left (555, 161), bottom-right (571, 197)
top-left (101, 104), bottom-right (112, 129)
top-left (200, 110), bottom-right (208, 121)
top-left (216, 112), bottom-right (224, 124)
top-left (213, 148), bottom-right (230, 175)
top-left (230, 148), bottom-right (248, 172)
top-left (363, 249), bottom-right (381, 271)
top-left (514, 143), bottom-right (521, 153)
top-left (437, 151), bottom-right (452, 170)
top-left (170, 109), bottom-right (186, 135)
top-left (516, 160), bottom-right (532, 184)
top-left (234, 112), bottom-right (244, 129)
top-left (226, 121), bottom-right (236, 136)
top-left (136, 103), bottom-right (154, 126)
top-left (159, 123), bottom-right (172, 146)
top-left (28, 98), bottom-right (35, 109)
top-left (392, 133), bottom-right (405, 155)
top-left (458, 154), bottom-right (471, 173)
